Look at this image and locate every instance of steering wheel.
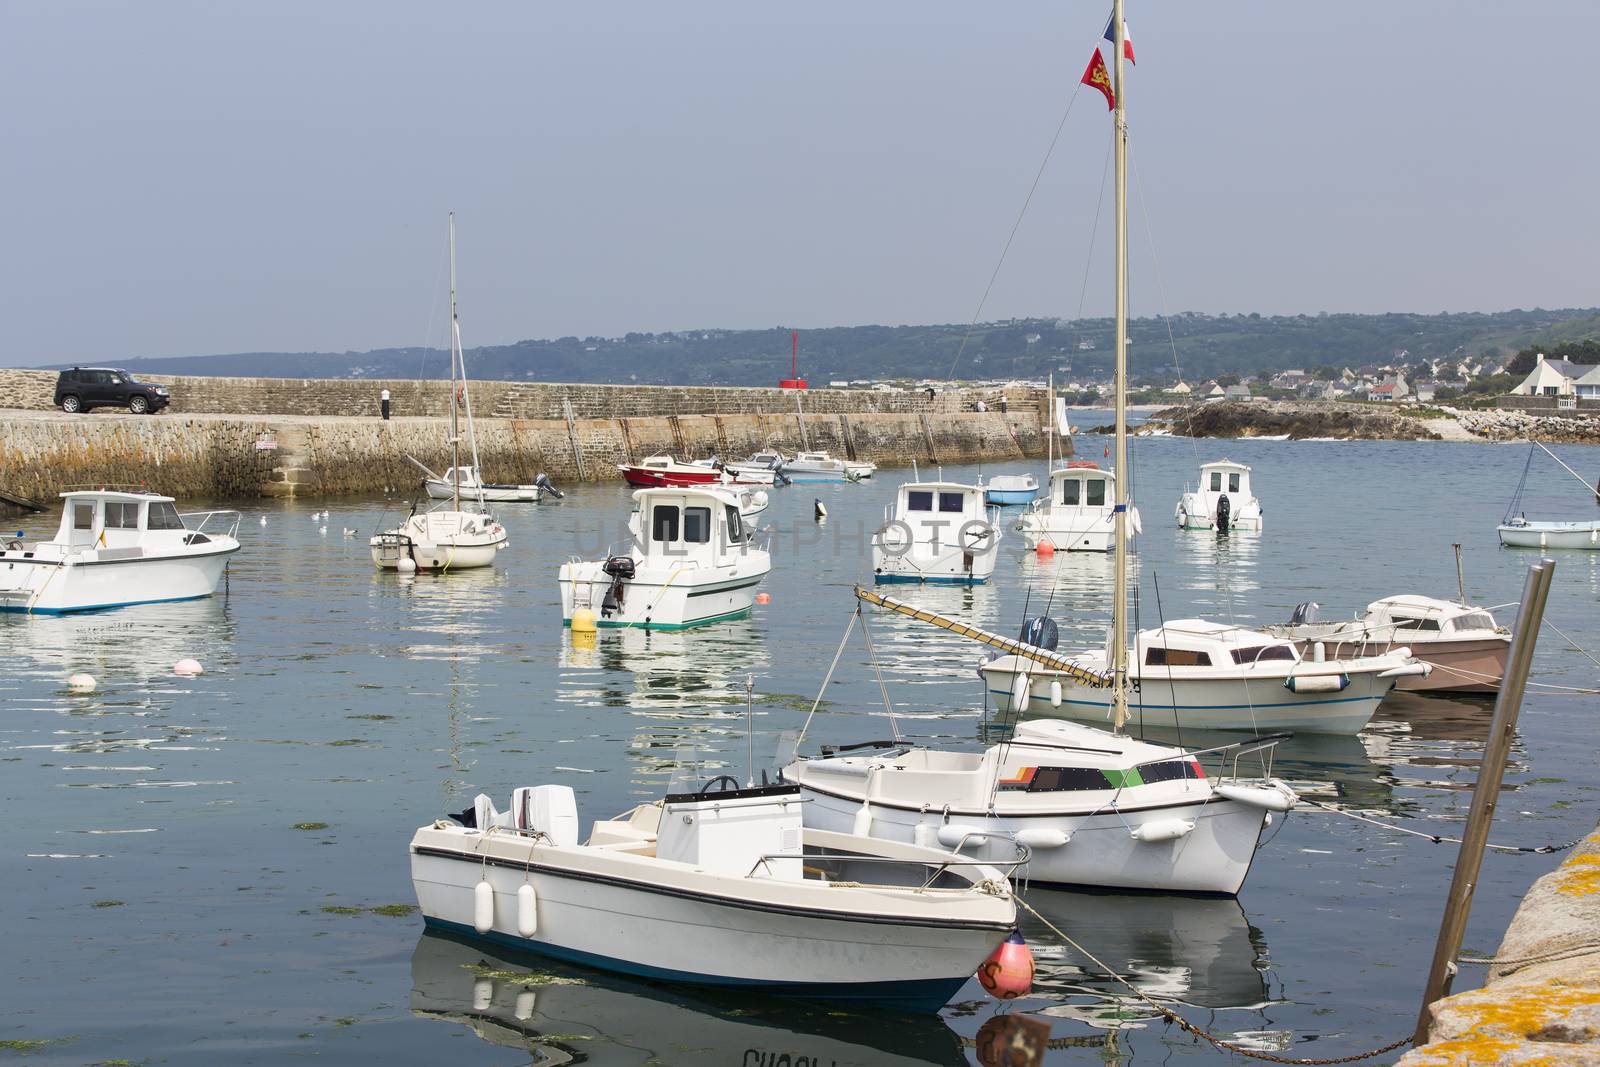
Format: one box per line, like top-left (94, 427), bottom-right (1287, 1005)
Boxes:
top-left (699, 775), bottom-right (742, 795)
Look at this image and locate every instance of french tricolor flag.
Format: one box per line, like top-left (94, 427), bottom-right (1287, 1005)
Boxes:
top-left (1102, 13), bottom-right (1135, 64)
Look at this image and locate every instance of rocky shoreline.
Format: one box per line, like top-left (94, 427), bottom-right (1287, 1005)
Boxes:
top-left (1127, 401), bottom-right (1600, 444)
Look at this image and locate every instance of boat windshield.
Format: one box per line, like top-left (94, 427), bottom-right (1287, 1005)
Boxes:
top-left (147, 501), bottom-right (185, 530)
top-left (1229, 645), bottom-right (1296, 665)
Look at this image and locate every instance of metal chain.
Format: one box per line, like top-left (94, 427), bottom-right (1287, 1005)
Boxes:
top-left (1014, 893), bottom-right (1413, 1064)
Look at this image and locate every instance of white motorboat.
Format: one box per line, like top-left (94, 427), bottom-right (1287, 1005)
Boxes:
top-left (980, 617), bottom-right (1428, 734)
top-left (408, 781), bottom-right (1017, 1012)
top-left (872, 481), bottom-right (1001, 585)
top-left (1263, 595), bottom-right (1511, 693)
top-left (0, 489), bottom-right (240, 614)
top-left (982, 472), bottom-right (1039, 506)
top-left (785, 718), bottom-right (1295, 896)
top-left (1498, 442), bottom-right (1600, 550)
top-left (372, 215), bottom-right (508, 573)
top-left (1176, 459), bottom-right (1263, 533)
top-left (1015, 462), bottom-right (1141, 553)
top-left (690, 457), bottom-right (778, 485)
top-left (782, 451), bottom-right (876, 482)
top-left (424, 465), bottom-right (561, 504)
top-left (559, 485), bottom-right (770, 629)
top-left (733, 486), bottom-right (770, 520)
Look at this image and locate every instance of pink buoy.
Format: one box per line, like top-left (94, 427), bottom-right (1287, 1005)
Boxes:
top-left (977, 929), bottom-right (1034, 1000)
top-left (173, 658), bottom-right (204, 677)
top-left (755, 592), bottom-right (771, 605)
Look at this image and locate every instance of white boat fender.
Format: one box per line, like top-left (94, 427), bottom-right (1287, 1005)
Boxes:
top-left (516, 882), bottom-right (538, 937)
top-left (1215, 783), bottom-right (1296, 812)
top-left (1130, 818), bottom-right (1195, 843)
top-left (1010, 673), bottom-right (1031, 710)
top-left (937, 824), bottom-right (989, 849)
top-left (397, 557), bottom-right (417, 574)
top-left (473, 879), bottom-right (495, 934)
top-left (913, 822), bottom-right (939, 849)
top-left (851, 801), bottom-right (872, 837)
top-left (1049, 680), bottom-right (1063, 708)
top-left (1014, 827), bottom-right (1071, 849)
top-left (1311, 641), bottom-right (1326, 663)
top-left (1283, 672), bottom-right (1349, 693)
top-left (514, 990), bottom-right (536, 1022)
top-left (473, 977), bottom-right (494, 1012)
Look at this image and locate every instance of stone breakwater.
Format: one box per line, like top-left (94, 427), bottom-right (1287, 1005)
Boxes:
top-left (1399, 821), bottom-right (1600, 1066)
top-left (0, 407), bottom-right (1052, 501)
top-left (1138, 400), bottom-right (1600, 444)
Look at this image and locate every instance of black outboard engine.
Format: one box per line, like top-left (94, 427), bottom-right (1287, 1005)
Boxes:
top-left (1288, 601), bottom-right (1321, 626)
top-left (535, 472), bottom-right (563, 499)
top-left (773, 468), bottom-right (792, 487)
top-left (1019, 615), bottom-right (1060, 651)
top-left (1215, 492), bottom-right (1232, 535)
top-left (600, 555), bottom-right (636, 617)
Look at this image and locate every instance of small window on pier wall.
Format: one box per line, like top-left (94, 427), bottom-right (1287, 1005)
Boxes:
top-left (651, 505), bottom-right (680, 543)
top-left (1145, 646), bottom-right (1212, 667)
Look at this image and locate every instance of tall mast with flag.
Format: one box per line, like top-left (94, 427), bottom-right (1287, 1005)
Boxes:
top-left (1109, 0), bottom-right (1131, 732)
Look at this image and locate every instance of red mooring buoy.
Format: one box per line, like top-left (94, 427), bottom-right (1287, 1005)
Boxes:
top-left (977, 929), bottom-right (1034, 999)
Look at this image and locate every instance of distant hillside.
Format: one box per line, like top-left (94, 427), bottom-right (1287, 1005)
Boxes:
top-left (46, 307), bottom-right (1600, 386)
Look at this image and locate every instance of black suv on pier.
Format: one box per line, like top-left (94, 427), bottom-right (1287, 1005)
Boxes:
top-left (54, 367), bottom-right (171, 414)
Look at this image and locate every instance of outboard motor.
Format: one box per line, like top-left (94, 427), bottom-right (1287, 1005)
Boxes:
top-left (600, 555), bottom-right (636, 618)
top-left (773, 468), bottom-right (792, 487)
top-left (1215, 492), bottom-right (1232, 535)
top-left (1288, 601), bottom-right (1321, 626)
top-left (1019, 616), bottom-right (1060, 651)
top-left (535, 472), bottom-right (563, 499)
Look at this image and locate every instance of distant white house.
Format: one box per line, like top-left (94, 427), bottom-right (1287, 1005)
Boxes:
top-left (1367, 383), bottom-right (1398, 402)
top-left (1575, 364), bottom-right (1600, 401)
top-left (1511, 354), bottom-right (1597, 397)
top-left (1223, 383), bottom-right (1251, 401)
top-left (1168, 380), bottom-right (1192, 395)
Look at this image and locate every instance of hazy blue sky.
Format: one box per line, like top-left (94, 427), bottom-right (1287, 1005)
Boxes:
top-left (3, 2), bottom-right (1597, 365)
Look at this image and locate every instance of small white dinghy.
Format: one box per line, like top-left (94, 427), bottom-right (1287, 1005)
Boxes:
top-left (0, 490), bottom-right (240, 614)
top-left (409, 781), bottom-right (1018, 1012)
top-left (1177, 459), bottom-right (1263, 533)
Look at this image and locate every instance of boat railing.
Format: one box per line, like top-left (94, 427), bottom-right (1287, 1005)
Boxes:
top-left (180, 509), bottom-right (243, 539)
top-left (745, 845), bottom-right (1031, 890)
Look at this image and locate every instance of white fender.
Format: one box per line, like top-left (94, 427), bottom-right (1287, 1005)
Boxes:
top-left (1049, 680), bottom-right (1063, 708)
top-left (514, 990), bottom-right (536, 1022)
top-left (913, 822), bottom-right (939, 849)
top-left (473, 977), bottom-right (494, 1011)
top-left (1283, 672), bottom-right (1349, 693)
top-left (516, 882), bottom-right (538, 937)
top-left (1010, 673), bottom-right (1031, 710)
top-left (1130, 818), bottom-right (1195, 843)
top-left (851, 801), bottom-right (872, 837)
top-left (1015, 826), bottom-right (1071, 849)
top-left (473, 879), bottom-right (495, 934)
top-left (937, 824), bottom-right (988, 849)
top-left (1215, 782), bottom-right (1297, 812)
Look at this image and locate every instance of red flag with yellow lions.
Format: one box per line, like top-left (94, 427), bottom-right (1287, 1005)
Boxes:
top-left (1080, 47), bottom-right (1114, 110)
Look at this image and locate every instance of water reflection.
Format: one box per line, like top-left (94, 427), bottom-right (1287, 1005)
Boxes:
top-left (0, 596), bottom-right (238, 683)
top-left (1175, 527), bottom-right (1262, 610)
top-left (409, 929), bottom-right (968, 1066)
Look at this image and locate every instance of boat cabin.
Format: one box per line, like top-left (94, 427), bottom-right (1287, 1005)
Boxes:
top-left (47, 490), bottom-right (203, 552)
top-left (1047, 462), bottom-right (1118, 510)
top-left (1362, 595), bottom-right (1500, 636)
top-left (632, 486), bottom-right (749, 563)
top-left (1136, 619), bottom-right (1299, 670)
top-left (891, 481), bottom-right (988, 534)
top-left (1198, 460), bottom-right (1252, 499)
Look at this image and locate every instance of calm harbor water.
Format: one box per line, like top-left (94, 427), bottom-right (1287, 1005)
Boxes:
top-left (4, 431), bottom-right (1598, 1065)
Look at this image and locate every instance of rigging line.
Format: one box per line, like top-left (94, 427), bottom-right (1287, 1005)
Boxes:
top-left (856, 605), bottom-right (902, 743)
top-left (1070, 126), bottom-right (1117, 348)
top-left (797, 607), bottom-right (859, 748)
top-left (1505, 443), bottom-right (1537, 522)
top-left (1151, 570), bottom-right (1183, 750)
top-left (1299, 798), bottom-right (1581, 854)
top-left (945, 88), bottom-right (1082, 381)
top-left (1534, 439), bottom-right (1600, 498)
top-left (1128, 142), bottom-right (1201, 467)
top-left (1541, 616), bottom-right (1600, 672)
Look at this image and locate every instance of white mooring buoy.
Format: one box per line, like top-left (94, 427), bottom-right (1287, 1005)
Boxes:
top-left (67, 673), bottom-right (97, 693)
top-left (173, 658), bottom-right (204, 677)
top-left (396, 557), bottom-right (417, 575)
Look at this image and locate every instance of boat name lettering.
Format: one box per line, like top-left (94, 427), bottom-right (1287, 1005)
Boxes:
top-left (743, 1050), bottom-right (838, 1067)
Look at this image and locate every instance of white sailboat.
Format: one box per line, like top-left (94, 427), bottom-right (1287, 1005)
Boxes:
top-left (372, 215), bottom-right (508, 572)
top-left (786, 19), bottom-right (1299, 895)
top-left (1497, 442), bottom-right (1600, 550)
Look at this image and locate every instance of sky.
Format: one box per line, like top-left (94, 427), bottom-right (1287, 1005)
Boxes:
top-left (3, 1), bottom-right (1598, 366)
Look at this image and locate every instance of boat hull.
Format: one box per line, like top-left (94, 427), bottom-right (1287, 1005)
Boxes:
top-left (796, 785), bottom-right (1266, 895)
top-left (871, 543), bottom-right (998, 585)
top-left (1016, 506), bottom-right (1142, 552)
top-left (1287, 636), bottom-right (1507, 693)
top-left (424, 480), bottom-right (545, 503)
top-left (0, 544), bottom-right (237, 614)
top-left (559, 560), bottom-right (769, 630)
top-left (984, 488), bottom-right (1039, 506)
top-left (371, 513), bottom-right (508, 571)
top-left (1498, 521), bottom-right (1600, 550)
top-left (620, 467), bottom-right (726, 488)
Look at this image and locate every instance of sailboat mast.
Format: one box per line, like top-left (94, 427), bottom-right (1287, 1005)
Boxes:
top-left (1109, 0), bottom-right (1131, 732)
top-left (448, 213), bottom-right (461, 514)
top-left (1046, 371), bottom-right (1054, 474)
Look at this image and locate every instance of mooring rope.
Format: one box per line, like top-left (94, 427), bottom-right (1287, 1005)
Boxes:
top-left (1013, 892), bottom-right (1414, 1064)
top-left (1299, 798), bottom-right (1582, 855)
top-left (1457, 941), bottom-right (1600, 975)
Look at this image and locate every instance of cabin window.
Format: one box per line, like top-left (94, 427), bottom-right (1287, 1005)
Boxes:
top-left (683, 506), bottom-right (712, 544)
top-left (1062, 480), bottom-right (1080, 506)
top-left (73, 504), bottom-right (94, 530)
top-left (147, 502), bottom-right (185, 530)
top-left (651, 505), bottom-right (680, 542)
top-left (1209, 471), bottom-right (1222, 491)
top-left (105, 502), bottom-right (140, 529)
top-left (1454, 612), bottom-right (1494, 631)
top-left (724, 504), bottom-right (743, 543)
top-left (1085, 479), bottom-right (1106, 507)
top-left (1026, 766), bottom-right (1112, 792)
top-left (938, 492), bottom-right (964, 513)
top-left (1392, 616), bottom-right (1441, 632)
top-left (1228, 473), bottom-right (1240, 493)
top-left (1138, 760), bottom-right (1203, 784)
top-left (1230, 645), bottom-right (1296, 665)
top-left (907, 490), bottom-right (934, 512)
top-left (1145, 646), bottom-right (1212, 667)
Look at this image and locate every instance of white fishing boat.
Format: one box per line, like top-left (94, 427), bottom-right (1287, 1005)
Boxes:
top-left (408, 781), bottom-right (1017, 1012)
top-left (872, 481), bottom-right (1000, 584)
top-left (982, 473), bottom-right (1039, 506)
top-left (690, 457), bottom-right (778, 485)
top-left (0, 489), bottom-right (240, 614)
top-left (980, 617), bottom-right (1427, 734)
top-left (782, 451), bottom-right (876, 483)
top-left (559, 485), bottom-right (770, 629)
top-left (1263, 595), bottom-right (1511, 693)
top-left (1176, 459), bottom-right (1263, 533)
top-left (1498, 442), bottom-right (1600, 550)
top-left (1015, 462), bottom-right (1141, 552)
top-left (372, 216), bottom-right (508, 573)
top-left (786, 718), bottom-right (1295, 896)
top-left (423, 465), bottom-right (561, 504)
